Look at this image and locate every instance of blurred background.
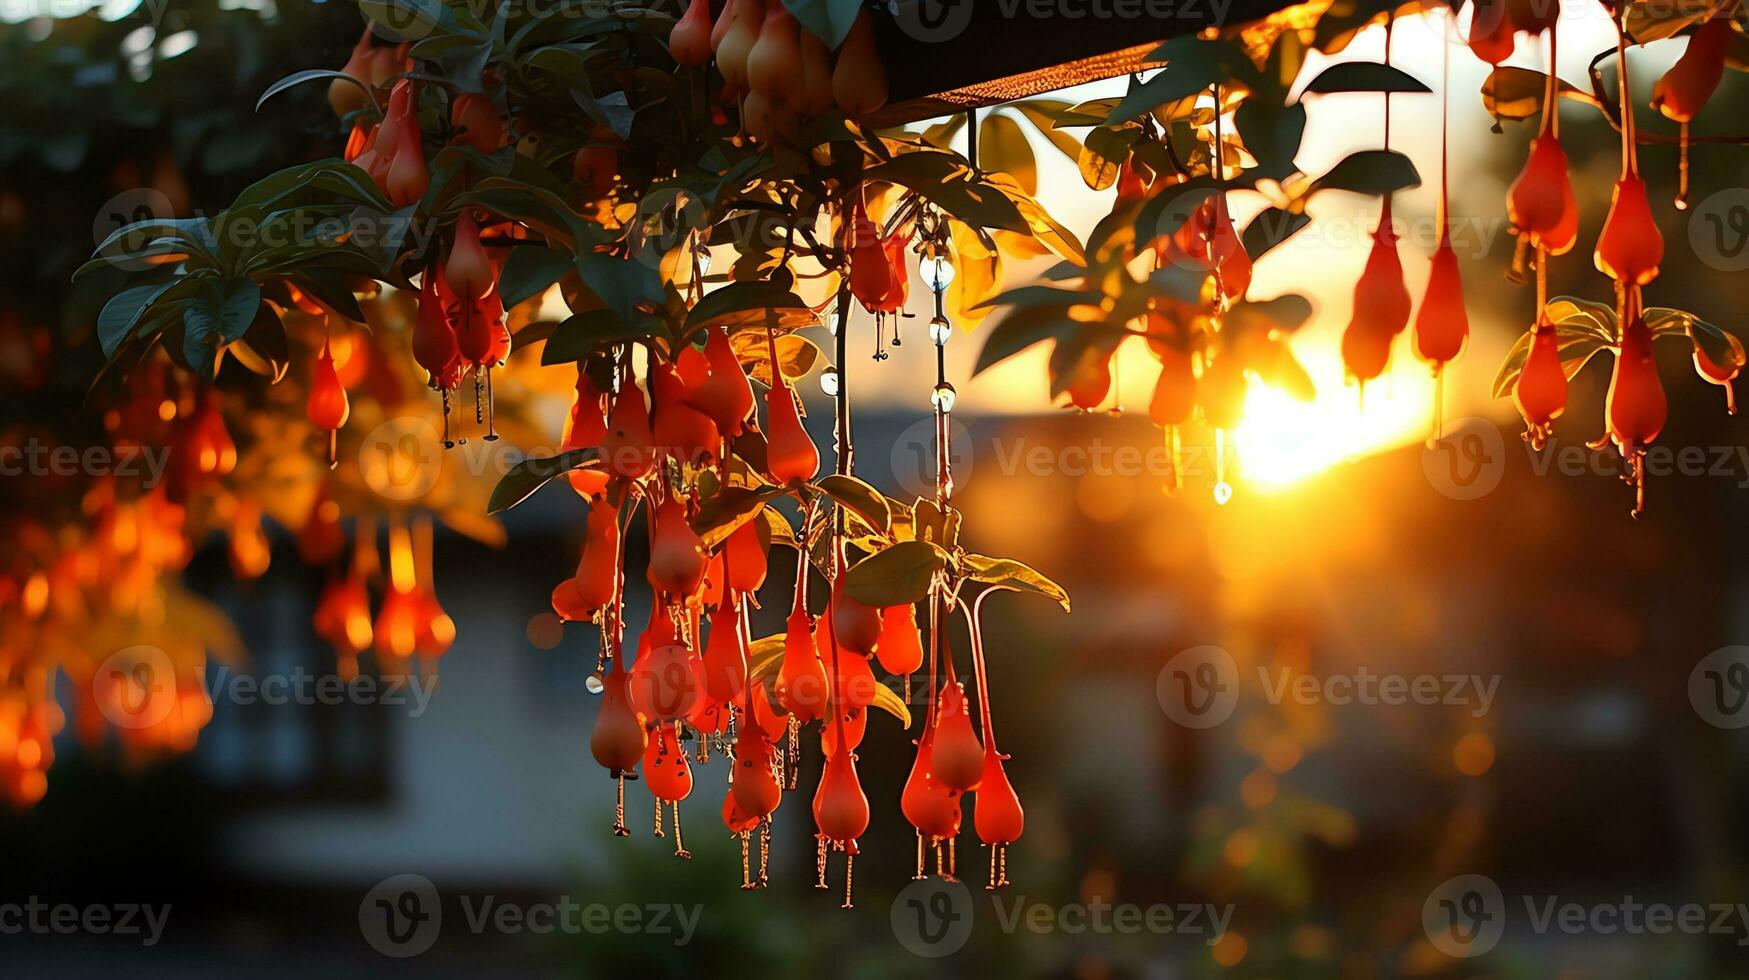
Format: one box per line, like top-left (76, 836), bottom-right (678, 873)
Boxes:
top-left (4, 0), bottom-right (1749, 977)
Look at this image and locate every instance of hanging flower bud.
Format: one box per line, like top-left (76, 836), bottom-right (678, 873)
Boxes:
top-left (931, 679), bottom-right (985, 792)
top-left (831, 10), bottom-right (886, 115)
top-left (330, 27), bottom-right (375, 117)
top-left (1652, 15), bottom-right (1734, 122)
top-left (716, 0), bottom-right (763, 93)
top-left (901, 726), bottom-right (963, 840)
top-left (314, 573), bottom-right (373, 656)
top-left (1148, 344), bottom-right (1197, 427)
top-left (600, 385), bottom-right (656, 478)
top-left (731, 723), bottom-right (783, 818)
top-left (669, 0), bottom-right (714, 68)
top-left (630, 631), bottom-right (703, 724)
top-left (651, 361), bottom-right (718, 465)
top-left (384, 82), bottom-right (428, 208)
top-left (764, 380), bottom-right (818, 483)
top-left (1693, 330), bottom-right (1744, 414)
top-left (776, 604), bottom-right (827, 722)
top-left (344, 121), bottom-right (373, 162)
top-left (829, 579), bottom-right (881, 655)
top-left (701, 601), bottom-right (748, 702)
top-left (1341, 199), bottom-right (1410, 383)
top-left (449, 92), bottom-right (504, 153)
top-left (725, 518), bottom-right (768, 594)
top-left (1594, 175), bottom-right (1664, 286)
top-left (297, 484), bottom-right (345, 566)
top-left (647, 493), bottom-right (708, 599)
top-left (1415, 233), bottom-right (1470, 367)
top-left (643, 723), bottom-right (693, 802)
top-left (1607, 313), bottom-right (1667, 456)
top-left (413, 272), bottom-right (462, 386)
top-left (813, 747), bottom-right (869, 843)
top-left (1513, 322), bottom-right (1567, 448)
top-left (973, 746), bottom-right (1024, 846)
top-left (562, 369), bottom-right (609, 451)
top-left (799, 26), bottom-right (834, 116)
top-left (746, 0), bottom-right (801, 103)
top-left (1064, 344), bottom-right (1114, 411)
top-left (875, 603), bottom-right (924, 676)
top-left (847, 194), bottom-right (893, 312)
top-left (574, 497), bottom-right (621, 611)
top-left (592, 656), bottom-right (646, 772)
top-left (446, 211), bottom-right (494, 302)
top-left (1508, 132), bottom-right (1578, 255)
top-left (307, 337), bottom-right (350, 454)
top-left (687, 327), bottom-right (756, 438)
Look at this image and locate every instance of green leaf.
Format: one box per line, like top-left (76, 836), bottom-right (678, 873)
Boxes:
top-left (960, 554), bottom-right (1071, 612)
top-left (1491, 329), bottom-right (1613, 399)
top-left (1480, 66), bottom-right (1603, 120)
top-left (781, 0), bottom-right (864, 48)
top-left (541, 309), bottom-right (667, 365)
top-left (813, 474), bottom-right (891, 535)
top-left (1241, 207), bottom-right (1311, 260)
top-left (1107, 38), bottom-right (1260, 126)
top-left (181, 280), bottom-right (262, 379)
top-left (1543, 296), bottom-right (1619, 340)
top-left (1646, 307), bottom-right (1744, 373)
top-left (1078, 126), bottom-right (1139, 191)
top-left (1300, 62), bottom-right (1431, 96)
top-left (257, 69), bottom-right (378, 113)
top-left (842, 540), bottom-right (951, 608)
top-left (693, 485), bottom-right (785, 548)
top-left (864, 152), bottom-right (1031, 233)
top-left (576, 249), bottom-right (662, 327)
top-left (683, 279), bottom-right (816, 336)
top-left (979, 113), bottom-right (1037, 195)
top-left (487, 448), bottom-right (598, 514)
top-left (98, 281), bottom-right (177, 357)
top-left (973, 303), bottom-right (1083, 375)
top-left (1309, 149), bottom-right (1422, 197)
top-left (499, 245), bottom-right (574, 309)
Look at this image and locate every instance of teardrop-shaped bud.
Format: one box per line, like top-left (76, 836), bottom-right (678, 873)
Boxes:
top-left (1414, 233), bottom-right (1470, 367)
top-left (1652, 15), bottom-right (1733, 122)
top-left (449, 93), bottom-right (504, 153)
top-left (688, 327), bottom-right (756, 438)
top-left (731, 723), bottom-right (783, 817)
top-left (875, 233), bottom-right (911, 313)
top-left (1466, 0), bottom-right (1517, 65)
top-left (670, 0), bottom-right (714, 68)
top-left (1513, 322), bottom-right (1568, 437)
top-left (776, 605), bottom-right (828, 722)
top-left (446, 211), bottom-right (494, 302)
top-left (764, 381), bottom-right (818, 483)
top-left (847, 194), bottom-right (893, 311)
top-left (1065, 344), bottom-right (1114, 411)
top-left (551, 577), bottom-right (593, 622)
top-left (1508, 132), bottom-right (1577, 254)
top-left (901, 727), bottom-right (963, 839)
top-left (590, 657), bottom-right (646, 772)
top-left (1607, 313), bottom-right (1667, 454)
top-left (573, 497), bottom-right (621, 611)
top-left (723, 787), bottom-right (760, 834)
top-left (562, 369), bottom-right (609, 451)
top-left (751, 676), bottom-right (790, 741)
top-left (297, 484), bottom-right (345, 566)
top-left (413, 273), bottom-right (461, 385)
top-left (831, 11), bottom-right (887, 115)
top-left (813, 747), bottom-right (870, 843)
top-left (973, 747), bottom-right (1025, 845)
top-left (600, 385), bottom-right (656, 478)
top-left (799, 27), bottom-right (835, 115)
top-left (1594, 175), bottom-right (1664, 286)
top-left (819, 699), bottom-right (868, 756)
top-left (702, 600), bottom-right (748, 702)
top-left (646, 493), bottom-right (708, 599)
top-left (829, 579), bottom-right (881, 656)
top-left (746, 1), bottom-right (801, 103)
top-left (307, 338), bottom-right (350, 431)
top-left (329, 26), bottom-right (374, 117)
top-left (930, 680), bottom-right (984, 792)
top-left (716, 0), bottom-right (763, 93)
top-left (643, 724), bottom-right (693, 802)
top-left (726, 517), bottom-right (769, 594)
top-left (1148, 344), bottom-right (1197, 427)
top-left (651, 362), bottom-right (718, 465)
top-left (875, 603), bottom-right (924, 676)
top-left (629, 625), bottom-right (703, 723)
top-left (385, 108), bottom-right (428, 207)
